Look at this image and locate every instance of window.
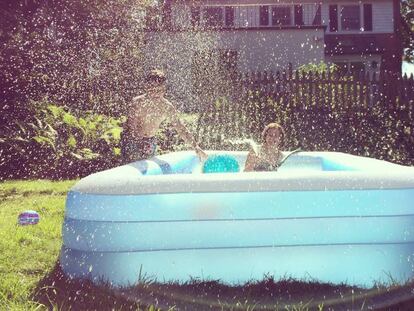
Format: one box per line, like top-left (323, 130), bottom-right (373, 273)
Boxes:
top-left (294, 5), bottom-right (303, 26)
top-left (329, 5), bottom-right (338, 31)
top-left (225, 7), bottom-right (234, 27)
top-left (260, 6), bottom-right (269, 26)
top-left (295, 4), bottom-right (322, 26)
top-left (272, 6), bottom-right (291, 26)
top-left (203, 7), bottom-right (223, 27)
top-left (340, 5), bottom-right (360, 31)
top-left (330, 4), bottom-right (372, 32)
top-left (312, 4), bottom-right (322, 26)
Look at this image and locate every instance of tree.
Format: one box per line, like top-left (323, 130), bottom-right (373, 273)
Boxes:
top-left (0, 0), bottom-right (149, 122)
top-left (0, 0), bottom-right (151, 178)
top-left (401, 0), bottom-right (414, 63)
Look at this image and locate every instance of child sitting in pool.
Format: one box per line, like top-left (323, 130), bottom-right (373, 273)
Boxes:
top-left (244, 123), bottom-right (285, 172)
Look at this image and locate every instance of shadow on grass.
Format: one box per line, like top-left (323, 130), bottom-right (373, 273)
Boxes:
top-left (32, 262), bottom-right (414, 311)
top-left (31, 262), bottom-right (142, 310)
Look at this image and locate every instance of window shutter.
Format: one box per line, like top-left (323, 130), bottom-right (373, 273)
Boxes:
top-left (329, 5), bottom-right (338, 31)
top-left (259, 6), bottom-right (269, 26)
top-left (225, 7), bottom-right (234, 27)
top-left (294, 5), bottom-right (304, 26)
top-left (313, 4), bottom-right (322, 25)
top-left (363, 4), bottom-right (373, 31)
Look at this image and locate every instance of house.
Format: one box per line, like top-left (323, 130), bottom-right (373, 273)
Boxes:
top-left (143, 0), bottom-right (403, 107)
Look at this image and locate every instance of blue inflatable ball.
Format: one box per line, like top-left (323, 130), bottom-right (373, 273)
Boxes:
top-left (18, 210), bottom-right (40, 226)
top-left (203, 155), bottom-right (240, 173)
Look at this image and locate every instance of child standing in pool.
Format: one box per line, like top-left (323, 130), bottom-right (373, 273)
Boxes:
top-left (244, 123), bottom-right (286, 172)
top-left (121, 69), bottom-right (208, 163)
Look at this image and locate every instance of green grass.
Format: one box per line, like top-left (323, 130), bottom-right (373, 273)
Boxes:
top-left (0, 180), bottom-right (73, 310)
top-left (1, 180), bottom-right (414, 310)
top-left (0, 180), bottom-right (148, 310)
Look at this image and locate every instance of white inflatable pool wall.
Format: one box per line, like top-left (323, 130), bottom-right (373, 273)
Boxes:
top-left (60, 151), bottom-right (414, 287)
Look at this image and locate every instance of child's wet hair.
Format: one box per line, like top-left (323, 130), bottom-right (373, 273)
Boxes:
top-left (262, 123), bottom-right (285, 145)
top-left (146, 69), bottom-right (166, 86)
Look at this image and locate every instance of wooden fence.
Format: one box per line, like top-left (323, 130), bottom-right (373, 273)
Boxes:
top-left (196, 70), bottom-right (414, 165)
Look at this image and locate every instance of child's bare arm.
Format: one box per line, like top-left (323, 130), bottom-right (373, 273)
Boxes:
top-left (162, 99), bottom-right (208, 160)
top-left (162, 99), bottom-right (197, 146)
top-left (244, 148), bottom-right (258, 172)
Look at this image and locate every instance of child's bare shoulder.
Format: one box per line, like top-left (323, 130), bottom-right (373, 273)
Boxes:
top-left (132, 94), bottom-right (146, 104)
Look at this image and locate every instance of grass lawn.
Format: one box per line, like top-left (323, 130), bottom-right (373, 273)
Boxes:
top-left (0, 180), bottom-right (142, 310)
top-left (0, 180), bottom-right (73, 310)
top-left (1, 180), bottom-right (414, 310)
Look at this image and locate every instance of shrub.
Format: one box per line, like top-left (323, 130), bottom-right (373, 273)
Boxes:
top-left (0, 99), bottom-right (202, 180)
top-left (1, 100), bottom-right (124, 180)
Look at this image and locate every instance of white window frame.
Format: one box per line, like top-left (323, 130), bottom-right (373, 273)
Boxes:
top-left (259, 5), bottom-right (270, 27)
top-left (340, 4), bottom-right (361, 31)
top-left (200, 4), bottom-right (304, 29)
top-left (235, 6), bottom-right (256, 28)
top-left (303, 3), bottom-right (322, 26)
top-left (332, 3), bottom-right (373, 33)
top-left (270, 5), bottom-right (293, 26)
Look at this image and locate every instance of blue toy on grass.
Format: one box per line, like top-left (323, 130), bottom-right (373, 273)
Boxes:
top-left (202, 155), bottom-right (240, 173)
top-left (18, 210), bottom-right (40, 225)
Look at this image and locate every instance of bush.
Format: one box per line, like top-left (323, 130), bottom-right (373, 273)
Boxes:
top-left (1, 100), bottom-right (124, 180)
top-left (0, 100), bottom-right (202, 180)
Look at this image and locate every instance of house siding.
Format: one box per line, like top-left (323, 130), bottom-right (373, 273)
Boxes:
top-left (144, 28), bottom-right (325, 108)
top-left (145, 29), bottom-right (324, 73)
top-left (150, 0), bottom-right (401, 80)
top-left (169, 0), bottom-right (394, 34)
top-left (371, 1), bottom-right (393, 33)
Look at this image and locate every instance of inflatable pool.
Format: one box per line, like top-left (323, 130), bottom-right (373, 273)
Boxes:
top-left (60, 151), bottom-right (414, 287)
